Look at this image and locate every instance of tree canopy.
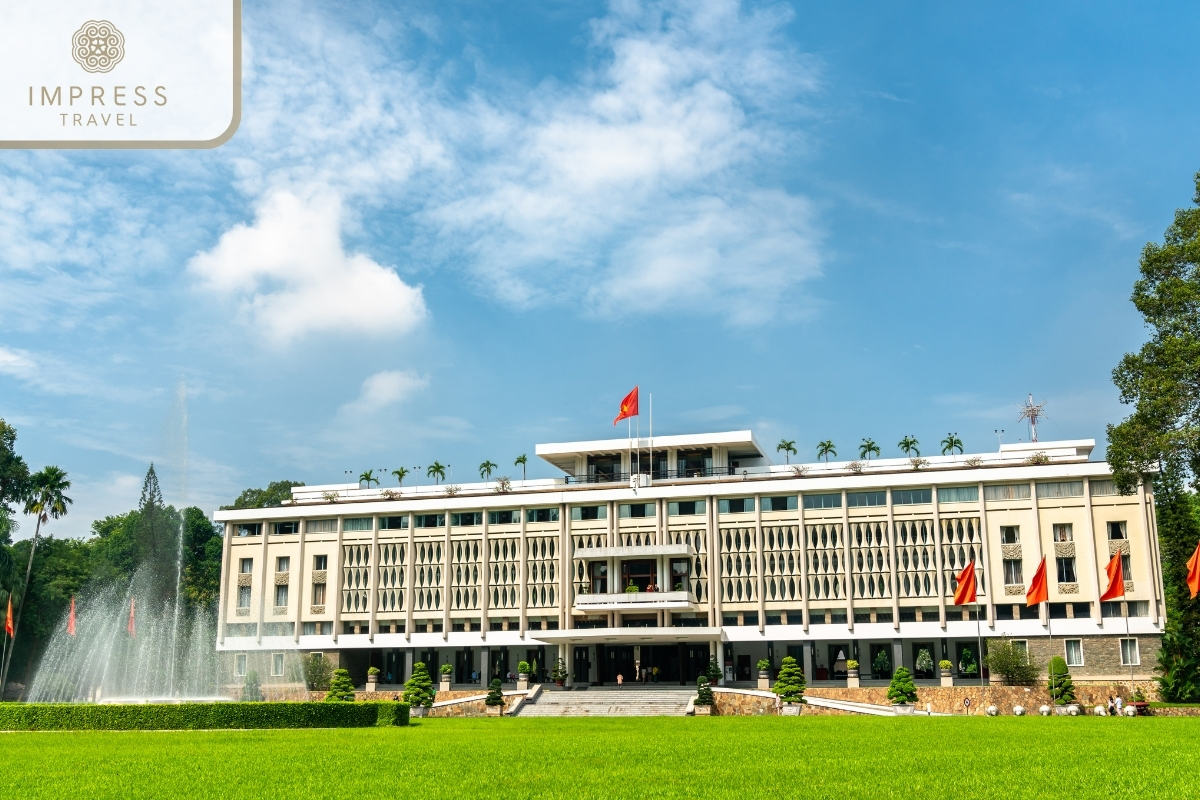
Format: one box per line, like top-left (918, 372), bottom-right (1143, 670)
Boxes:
top-left (221, 480), bottom-right (305, 510)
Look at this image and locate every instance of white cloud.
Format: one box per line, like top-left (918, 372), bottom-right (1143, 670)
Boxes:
top-left (187, 188), bottom-right (428, 345)
top-left (339, 370), bottom-right (429, 416)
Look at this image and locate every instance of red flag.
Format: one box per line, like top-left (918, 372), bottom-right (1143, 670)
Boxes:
top-left (613, 386), bottom-right (639, 425)
top-left (953, 561), bottom-right (977, 605)
top-left (1100, 552), bottom-right (1125, 601)
top-left (4, 596), bottom-right (12, 638)
top-left (1187, 542), bottom-right (1200, 599)
top-left (1026, 557), bottom-right (1048, 606)
top-left (127, 597), bottom-right (136, 638)
top-left (67, 596), bottom-right (76, 636)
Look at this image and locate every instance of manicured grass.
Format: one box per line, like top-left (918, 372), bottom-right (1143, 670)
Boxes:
top-left (3, 716), bottom-right (1197, 798)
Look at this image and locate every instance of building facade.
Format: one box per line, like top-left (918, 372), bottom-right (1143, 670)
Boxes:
top-left (213, 431), bottom-right (1164, 690)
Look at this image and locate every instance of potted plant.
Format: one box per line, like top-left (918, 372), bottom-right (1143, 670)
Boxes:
top-left (887, 666), bottom-right (918, 714)
top-left (439, 663), bottom-right (453, 692)
top-left (366, 665), bottom-right (380, 692)
top-left (757, 658), bottom-right (772, 690)
top-left (517, 660), bottom-right (531, 690)
top-left (404, 661), bottom-right (435, 717)
top-left (1047, 656), bottom-right (1077, 714)
top-left (846, 659), bottom-right (860, 688)
top-left (706, 656), bottom-right (723, 687)
top-left (773, 655), bottom-right (807, 715)
top-left (550, 657), bottom-right (568, 687)
top-left (694, 676), bottom-right (715, 715)
top-left (485, 678), bottom-right (505, 716)
top-left (324, 668), bottom-right (356, 702)
top-left (939, 659), bottom-right (953, 687)
top-left (625, 580), bottom-right (639, 593)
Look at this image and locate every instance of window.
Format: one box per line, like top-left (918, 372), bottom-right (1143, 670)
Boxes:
top-left (846, 491), bottom-right (886, 508)
top-left (1065, 640), bottom-right (1083, 667)
top-left (1129, 601), bottom-right (1149, 617)
top-left (236, 523), bottom-right (262, 537)
top-left (380, 516), bottom-right (408, 530)
top-left (937, 486), bottom-right (979, 504)
top-left (667, 500), bottom-right (705, 516)
top-left (892, 488), bottom-right (932, 505)
top-left (235, 653), bottom-right (247, 677)
top-left (876, 609), bottom-right (893, 623)
top-left (306, 519), bottom-right (337, 533)
top-left (1000, 526), bottom-right (1020, 544)
top-left (414, 514), bottom-right (445, 528)
top-left (994, 604), bottom-right (1014, 620)
top-left (237, 585), bottom-right (251, 609)
top-left (1052, 524), bottom-right (1073, 542)
top-left (830, 611), bottom-right (847, 625)
top-left (1107, 521), bottom-right (1127, 540)
top-left (311, 582), bottom-right (326, 606)
top-left (1122, 552), bottom-right (1132, 578)
top-left (313, 554), bottom-right (327, 571)
top-left (854, 611), bottom-right (871, 624)
top-left (527, 508), bottom-right (560, 523)
top-left (899, 609), bottom-right (917, 622)
top-left (1101, 601), bottom-right (1123, 618)
top-left (571, 505), bottom-right (608, 520)
top-left (274, 521), bottom-right (299, 535)
top-left (1120, 638), bottom-right (1140, 666)
top-left (1003, 559), bottom-right (1023, 585)
top-left (1073, 602), bottom-right (1091, 618)
top-left (1056, 557), bottom-right (1077, 583)
top-left (589, 562), bottom-right (608, 594)
top-left (302, 621), bottom-right (316, 636)
top-left (1090, 479), bottom-right (1118, 496)
top-left (1012, 640), bottom-right (1028, 661)
top-left (274, 584), bottom-right (288, 607)
top-left (343, 517), bottom-right (373, 531)
top-left (670, 558), bottom-right (690, 590)
top-left (271, 653), bottom-right (284, 677)
top-left (1019, 604), bottom-right (1040, 620)
top-left (742, 612), bottom-right (758, 626)
top-left (1049, 602), bottom-right (1069, 619)
top-left (802, 493), bottom-right (841, 510)
top-left (984, 483), bottom-right (1031, 501)
top-left (1036, 481), bottom-right (1083, 499)
top-left (276, 556), bottom-right (290, 572)
top-left (488, 510), bottom-right (520, 525)
top-left (761, 496), bottom-right (796, 512)
top-left (619, 503), bottom-right (655, 518)
top-left (239, 558), bottom-right (253, 574)
top-left (718, 498), bottom-right (755, 514)
top-left (450, 512), bottom-right (482, 526)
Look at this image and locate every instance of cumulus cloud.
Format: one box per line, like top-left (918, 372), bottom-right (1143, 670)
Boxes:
top-left (339, 370), bottom-right (429, 416)
top-left (187, 189), bottom-right (427, 345)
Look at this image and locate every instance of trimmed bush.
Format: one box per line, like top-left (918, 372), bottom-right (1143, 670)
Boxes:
top-left (1047, 656), bottom-right (1077, 705)
top-left (705, 656), bottom-right (722, 684)
top-left (485, 678), bottom-right (504, 706)
top-left (368, 666), bottom-right (381, 677)
top-left (518, 661), bottom-right (531, 674)
top-left (756, 658), bottom-right (771, 672)
top-left (887, 667), bottom-right (918, 705)
top-left (241, 670), bottom-right (264, 702)
top-left (325, 669), bottom-right (357, 702)
top-left (772, 656), bottom-right (806, 704)
top-left (695, 677), bottom-right (714, 706)
top-left (939, 660), bottom-right (953, 671)
top-left (0, 702), bottom-right (408, 731)
top-left (405, 662), bottom-right (435, 707)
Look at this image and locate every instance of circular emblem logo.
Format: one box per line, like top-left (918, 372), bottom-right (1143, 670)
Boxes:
top-left (72, 21), bottom-right (125, 73)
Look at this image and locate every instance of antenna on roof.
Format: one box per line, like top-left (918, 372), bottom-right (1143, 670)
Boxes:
top-left (1016, 394), bottom-right (1047, 443)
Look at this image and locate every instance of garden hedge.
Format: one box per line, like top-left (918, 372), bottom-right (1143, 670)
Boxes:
top-left (0, 701), bottom-right (409, 731)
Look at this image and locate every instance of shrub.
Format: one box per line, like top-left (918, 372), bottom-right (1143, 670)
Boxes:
top-left (695, 677), bottom-right (714, 706)
top-left (439, 663), bottom-right (453, 676)
top-left (846, 659), bottom-right (859, 670)
top-left (915, 649), bottom-right (934, 674)
top-left (240, 669), bottom-right (264, 702)
top-left (404, 662), bottom-right (435, 707)
top-left (939, 660), bottom-right (953, 671)
top-left (518, 661), bottom-right (531, 674)
top-left (302, 654), bottom-right (333, 691)
top-left (887, 667), bottom-right (918, 705)
top-left (370, 701), bottom-right (411, 726)
top-left (705, 656), bottom-right (723, 684)
top-left (324, 669), bottom-right (356, 702)
top-left (756, 659), bottom-right (771, 672)
top-left (485, 678), bottom-right (505, 706)
top-left (551, 658), bottom-right (567, 682)
top-left (772, 656), bottom-right (806, 704)
top-left (367, 666), bottom-right (380, 677)
top-left (873, 649), bottom-right (891, 676)
top-left (0, 702), bottom-right (404, 731)
top-left (985, 640), bottom-right (1040, 685)
top-left (1047, 656), bottom-right (1077, 705)
top-left (959, 647), bottom-right (979, 674)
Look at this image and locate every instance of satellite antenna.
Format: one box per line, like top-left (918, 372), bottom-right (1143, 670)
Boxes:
top-left (1016, 394), bottom-right (1047, 443)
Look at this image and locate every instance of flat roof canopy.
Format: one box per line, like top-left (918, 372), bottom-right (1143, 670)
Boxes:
top-left (536, 430), bottom-right (767, 474)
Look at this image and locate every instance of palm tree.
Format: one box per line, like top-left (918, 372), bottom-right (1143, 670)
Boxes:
top-left (941, 433), bottom-right (964, 457)
top-left (816, 440), bottom-right (837, 463)
top-left (776, 439), bottom-right (797, 465)
top-left (859, 438), bottom-right (880, 462)
top-left (1, 465), bottom-right (71, 694)
top-left (479, 460), bottom-right (497, 481)
top-left (390, 467), bottom-right (409, 486)
top-left (359, 469), bottom-right (379, 489)
top-left (514, 454), bottom-right (527, 482)
top-left (427, 461), bottom-right (446, 485)
top-left (898, 436), bottom-right (920, 457)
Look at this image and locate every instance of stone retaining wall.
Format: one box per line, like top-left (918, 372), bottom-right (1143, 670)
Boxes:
top-left (805, 682), bottom-right (1159, 714)
top-left (711, 690), bottom-right (777, 716)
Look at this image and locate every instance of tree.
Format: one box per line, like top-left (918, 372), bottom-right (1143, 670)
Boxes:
top-left (390, 467), bottom-right (409, 486)
top-left (404, 661), bottom-right (435, 707)
top-left (1047, 656), bottom-right (1076, 705)
top-left (182, 507), bottom-right (222, 608)
top-left (695, 676), bottom-right (715, 706)
top-left (887, 666), bottom-right (918, 705)
top-left (898, 436), bottom-right (920, 457)
top-left (359, 470), bottom-right (379, 489)
top-left (816, 440), bottom-right (837, 463)
top-left (324, 668), bottom-right (356, 702)
top-left (241, 669), bottom-right (264, 702)
top-left (776, 440), bottom-right (796, 465)
top-left (133, 465), bottom-right (181, 602)
top-left (514, 454), bottom-right (527, 482)
top-left (859, 439), bottom-right (880, 462)
top-left (485, 677), bottom-right (505, 707)
top-left (941, 433), bottom-right (964, 457)
top-left (1152, 461), bottom-right (1200, 700)
top-left (222, 479), bottom-right (305, 510)
top-left (1, 465), bottom-right (71, 695)
top-left (302, 653), bottom-right (333, 691)
top-left (772, 655), bottom-right (806, 703)
top-left (479, 461), bottom-right (497, 481)
top-left (426, 462), bottom-right (446, 485)
top-left (705, 655), bottom-right (722, 685)
top-left (985, 640), bottom-right (1040, 685)
top-left (0, 418), bottom-right (29, 524)
top-left (872, 648), bottom-right (891, 677)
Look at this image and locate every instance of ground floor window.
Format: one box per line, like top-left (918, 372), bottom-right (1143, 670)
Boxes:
top-left (1065, 639), bottom-right (1084, 667)
top-left (271, 652), bottom-right (284, 677)
top-left (1120, 638), bottom-right (1140, 666)
top-left (235, 653), bottom-right (247, 677)
top-left (237, 585), bottom-right (251, 608)
top-left (1012, 640), bottom-right (1028, 661)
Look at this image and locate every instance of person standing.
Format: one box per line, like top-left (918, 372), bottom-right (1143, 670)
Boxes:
top-left (1115, 696), bottom-right (1124, 717)
top-left (1106, 696), bottom-right (1115, 717)
top-left (617, 673), bottom-right (624, 689)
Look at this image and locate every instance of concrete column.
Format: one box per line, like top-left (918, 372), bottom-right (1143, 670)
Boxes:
top-left (931, 486), bottom-right (946, 628)
top-left (1145, 482), bottom-right (1166, 622)
top-left (716, 641), bottom-right (726, 686)
top-left (841, 490), bottom-right (852, 632)
top-left (443, 512), bottom-right (452, 641)
top-left (755, 494), bottom-right (765, 634)
top-left (368, 515), bottom-right (380, 643)
top-left (404, 512), bottom-right (415, 642)
top-left (892, 638), bottom-right (905, 672)
top-left (886, 488), bottom-right (899, 630)
top-left (609, 499), bottom-right (617, 629)
top-left (799, 492), bottom-right (809, 632)
top-left (565, 643), bottom-right (574, 689)
top-left (293, 520), bottom-right (308, 644)
top-left (1081, 478), bottom-right (1101, 622)
top-left (217, 522), bottom-right (232, 645)
top-left (332, 515), bottom-right (344, 642)
top-left (1029, 479), bottom-right (1046, 626)
top-left (706, 495), bottom-right (717, 627)
top-left (481, 508), bottom-right (490, 642)
top-left (560, 503), bottom-right (570, 629)
top-left (255, 518), bottom-right (269, 645)
top-left (976, 482), bottom-right (995, 629)
top-left (519, 511), bottom-right (528, 636)
top-left (1138, 479), bottom-right (1158, 624)
top-left (801, 640), bottom-right (814, 684)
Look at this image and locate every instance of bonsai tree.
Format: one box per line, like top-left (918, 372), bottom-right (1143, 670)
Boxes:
top-left (915, 649), bottom-right (934, 675)
top-left (551, 658), bottom-right (568, 683)
top-left (985, 640), bottom-right (1040, 685)
top-left (324, 668), bottom-right (356, 702)
top-left (518, 661), bottom-right (532, 675)
top-left (695, 676), bottom-right (715, 706)
top-left (302, 654), bottom-right (332, 691)
top-left (938, 659), bottom-right (953, 672)
top-left (1047, 656), bottom-right (1077, 705)
top-left (887, 667), bottom-right (918, 705)
top-left (240, 669), bottom-right (264, 702)
top-left (873, 649), bottom-right (891, 677)
top-left (706, 656), bottom-right (723, 685)
top-left (404, 661), bottom-right (436, 707)
top-left (772, 656), bottom-right (806, 704)
top-left (756, 658), bottom-right (771, 673)
top-left (485, 678), bottom-right (505, 707)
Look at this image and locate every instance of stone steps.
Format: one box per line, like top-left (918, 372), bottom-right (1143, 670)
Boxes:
top-left (517, 688), bottom-right (695, 716)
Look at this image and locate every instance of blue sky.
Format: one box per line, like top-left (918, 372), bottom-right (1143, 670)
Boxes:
top-left (2, 0), bottom-right (1198, 538)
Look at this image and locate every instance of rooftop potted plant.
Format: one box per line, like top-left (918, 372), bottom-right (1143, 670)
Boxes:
top-left (846, 659), bottom-right (860, 688)
top-left (551, 657), bottom-right (567, 688)
top-left (887, 666), bottom-right (918, 714)
top-left (367, 665), bottom-right (380, 692)
top-left (517, 660), bottom-right (531, 690)
top-left (773, 656), bottom-right (807, 715)
top-left (694, 676), bottom-right (715, 715)
top-left (485, 678), bottom-right (505, 716)
top-left (939, 659), bottom-right (954, 687)
top-left (439, 663), bottom-right (453, 692)
top-left (757, 658), bottom-right (772, 690)
top-left (404, 661), bottom-right (435, 717)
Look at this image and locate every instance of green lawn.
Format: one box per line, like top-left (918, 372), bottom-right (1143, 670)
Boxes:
top-left (3, 716), bottom-right (1196, 798)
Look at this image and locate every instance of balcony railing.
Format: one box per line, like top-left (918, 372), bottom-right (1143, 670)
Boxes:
top-left (565, 467), bottom-right (736, 485)
top-left (573, 590), bottom-right (697, 610)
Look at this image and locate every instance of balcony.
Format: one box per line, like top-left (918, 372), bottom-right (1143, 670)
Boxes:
top-left (573, 590), bottom-right (697, 611)
top-left (575, 543), bottom-right (691, 559)
top-left (565, 467), bottom-right (736, 485)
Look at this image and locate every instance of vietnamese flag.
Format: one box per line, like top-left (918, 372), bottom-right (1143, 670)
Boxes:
top-left (1026, 557), bottom-right (1048, 606)
top-left (952, 561), bottom-right (977, 605)
top-left (1100, 552), bottom-right (1125, 601)
top-left (4, 596), bottom-right (12, 638)
top-left (127, 597), bottom-right (136, 638)
top-left (613, 386), bottom-right (639, 425)
top-left (1187, 542), bottom-right (1200, 599)
top-left (67, 596), bottom-right (76, 637)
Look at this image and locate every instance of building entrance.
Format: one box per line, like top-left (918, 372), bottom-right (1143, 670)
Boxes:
top-left (573, 646), bottom-right (591, 684)
top-left (600, 645), bottom-right (636, 683)
top-left (455, 649), bottom-right (475, 684)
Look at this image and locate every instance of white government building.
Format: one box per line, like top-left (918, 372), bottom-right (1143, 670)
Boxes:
top-left (214, 431), bottom-right (1163, 690)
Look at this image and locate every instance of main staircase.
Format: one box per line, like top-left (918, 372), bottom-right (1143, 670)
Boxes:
top-left (516, 686), bottom-right (695, 716)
